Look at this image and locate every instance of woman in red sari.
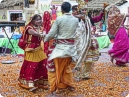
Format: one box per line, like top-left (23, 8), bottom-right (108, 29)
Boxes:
top-left (42, 11), bottom-right (51, 56)
top-left (42, 11), bottom-right (52, 67)
top-left (18, 14), bottom-right (48, 90)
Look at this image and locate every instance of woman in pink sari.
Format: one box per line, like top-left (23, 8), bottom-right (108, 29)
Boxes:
top-left (108, 6), bottom-right (129, 66)
top-left (50, 5), bottom-right (58, 21)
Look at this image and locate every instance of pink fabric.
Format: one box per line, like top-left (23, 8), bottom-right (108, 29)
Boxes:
top-left (92, 26), bottom-right (96, 32)
top-left (92, 12), bottom-right (104, 23)
top-left (52, 9), bottom-right (57, 14)
top-left (19, 60), bottom-right (48, 81)
top-left (51, 7), bottom-right (57, 20)
top-left (108, 27), bottom-right (129, 65)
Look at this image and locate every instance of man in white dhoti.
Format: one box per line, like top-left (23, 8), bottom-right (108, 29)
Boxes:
top-left (72, 4), bottom-right (104, 80)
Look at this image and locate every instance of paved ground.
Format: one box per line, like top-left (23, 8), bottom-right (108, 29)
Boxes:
top-left (99, 43), bottom-right (113, 53)
top-left (0, 48), bottom-right (129, 97)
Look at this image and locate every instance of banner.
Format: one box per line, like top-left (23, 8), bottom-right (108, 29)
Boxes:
top-left (51, 0), bottom-right (63, 6)
top-left (40, 4), bottom-right (50, 12)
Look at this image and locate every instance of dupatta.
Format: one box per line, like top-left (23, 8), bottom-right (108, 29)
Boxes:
top-left (18, 15), bottom-right (43, 51)
top-left (73, 15), bottom-right (91, 69)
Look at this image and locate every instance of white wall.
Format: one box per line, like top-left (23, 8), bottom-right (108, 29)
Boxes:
top-left (117, 0), bottom-right (129, 14)
top-left (117, 0), bottom-right (129, 25)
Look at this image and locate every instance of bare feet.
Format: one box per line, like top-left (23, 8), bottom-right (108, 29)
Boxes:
top-left (29, 87), bottom-right (38, 92)
top-left (18, 83), bottom-right (33, 90)
top-left (110, 57), bottom-right (114, 63)
top-left (35, 84), bottom-right (49, 90)
top-left (67, 87), bottom-right (75, 92)
top-left (18, 83), bottom-right (38, 92)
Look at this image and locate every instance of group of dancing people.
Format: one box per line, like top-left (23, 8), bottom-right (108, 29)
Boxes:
top-left (18, 1), bottom-right (129, 96)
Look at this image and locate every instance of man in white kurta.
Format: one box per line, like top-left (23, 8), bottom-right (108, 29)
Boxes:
top-left (44, 2), bottom-right (78, 94)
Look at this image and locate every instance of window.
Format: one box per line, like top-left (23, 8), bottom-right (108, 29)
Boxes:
top-left (29, 0), bottom-right (35, 4)
top-left (10, 13), bottom-right (22, 32)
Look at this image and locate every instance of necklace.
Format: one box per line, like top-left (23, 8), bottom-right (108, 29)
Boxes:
top-left (33, 26), bottom-right (40, 33)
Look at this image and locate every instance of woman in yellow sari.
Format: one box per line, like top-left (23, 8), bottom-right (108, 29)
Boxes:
top-left (18, 14), bottom-right (48, 90)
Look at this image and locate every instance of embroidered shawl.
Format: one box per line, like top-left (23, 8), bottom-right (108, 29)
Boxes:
top-left (108, 6), bottom-right (125, 36)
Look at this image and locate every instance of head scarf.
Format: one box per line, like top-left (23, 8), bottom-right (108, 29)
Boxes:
top-left (108, 6), bottom-right (125, 36)
top-left (42, 11), bottom-right (51, 33)
top-left (23, 14), bottom-right (43, 35)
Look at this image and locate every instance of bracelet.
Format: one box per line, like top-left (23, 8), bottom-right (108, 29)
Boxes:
top-left (40, 34), bottom-right (43, 38)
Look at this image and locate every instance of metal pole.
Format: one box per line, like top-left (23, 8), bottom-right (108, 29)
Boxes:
top-left (2, 27), bottom-right (17, 55)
